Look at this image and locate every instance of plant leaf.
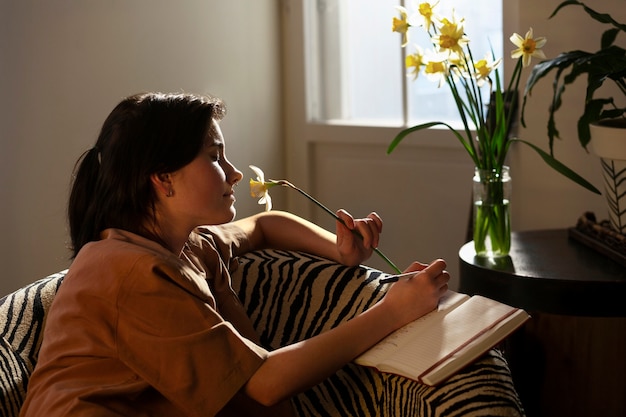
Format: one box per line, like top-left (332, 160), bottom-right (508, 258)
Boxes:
top-left (388, 122), bottom-right (480, 167)
top-left (551, 1), bottom-right (626, 32)
top-left (601, 28), bottom-right (620, 49)
top-left (578, 98), bottom-right (613, 147)
top-left (514, 139), bottom-right (602, 194)
top-left (550, 1), bottom-right (581, 18)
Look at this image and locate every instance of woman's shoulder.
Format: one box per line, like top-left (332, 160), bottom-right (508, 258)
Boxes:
top-left (75, 228), bottom-right (179, 264)
top-left (68, 228), bottom-right (213, 300)
top-left (68, 229), bottom-right (179, 285)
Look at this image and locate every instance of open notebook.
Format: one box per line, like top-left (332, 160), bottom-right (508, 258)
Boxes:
top-left (354, 290), bottom-right (529, 386)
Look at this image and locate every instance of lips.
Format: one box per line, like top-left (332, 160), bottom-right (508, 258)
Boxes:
top-left (225, 190), bottom-right (236, 200)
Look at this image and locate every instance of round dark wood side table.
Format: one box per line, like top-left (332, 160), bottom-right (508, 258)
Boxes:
top-left (459, 229), bottom-right (626, 417)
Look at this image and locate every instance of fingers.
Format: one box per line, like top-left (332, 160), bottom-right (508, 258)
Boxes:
top-left (335, 209), bottom-right (355, 230)
top-left (366, 212), bottom-right (383, 232)
top-left (423, 259), bottom-right (450, 294)
top-left (383, 259), bottom-right (451, 325)
top-left (403, 261), bottom-right (429, 274)
top-left (336, 209), bottom-right (382, 249)
top-left (404, 259), bottom-right (450, 293)
top-left (423, 258), bottom-right (447, 276)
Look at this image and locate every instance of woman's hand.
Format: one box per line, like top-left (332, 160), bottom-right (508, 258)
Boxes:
top-left (382, 259), bottom-right (450, 327)
top-left (245, 256), bottom-right (450, 406)
top-left (334, 209), bottom-right (383, 266)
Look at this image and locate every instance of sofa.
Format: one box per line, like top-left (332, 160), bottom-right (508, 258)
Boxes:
top-left (0, 249), bottom-right (525, 416)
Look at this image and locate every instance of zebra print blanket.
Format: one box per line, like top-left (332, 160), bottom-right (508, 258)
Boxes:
top-left (0, 250), bottom-right (525, 416)
top-left (231, 249), bottom-right (526, 417)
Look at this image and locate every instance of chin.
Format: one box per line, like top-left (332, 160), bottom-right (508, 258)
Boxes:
top-left (217, 208), bottom-right (237, 224)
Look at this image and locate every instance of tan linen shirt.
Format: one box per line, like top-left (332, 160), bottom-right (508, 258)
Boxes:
top-left (19, 227), bottom-right (291, 417)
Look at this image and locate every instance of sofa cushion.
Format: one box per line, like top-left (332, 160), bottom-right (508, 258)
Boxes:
top-left (0, 337), bottom-right (29, 417)
top-left (0, 271), bottom-right (66, 417)
top-left (0, 272), bottom-right (66, 370)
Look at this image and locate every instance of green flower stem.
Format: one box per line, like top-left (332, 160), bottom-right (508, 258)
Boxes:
top-left (273, 180), bottom-right (402, 274)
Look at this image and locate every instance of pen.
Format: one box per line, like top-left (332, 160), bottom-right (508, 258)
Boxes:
top-left (379, 271), bottom-right (419, 284)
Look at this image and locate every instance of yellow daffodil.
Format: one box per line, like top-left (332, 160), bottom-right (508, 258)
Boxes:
top-left (432, 13), bottom-right (469, 56)
top-left (423, 53), bottom-right (449, 87)
top-left (417, 1), bottom-right (439, 29)
top-left (510, 27), bottom-right (547, 67)
top-left (473, 55), bottom-right (502, 86)
top-left (388, 4), bottom-right (592, 255)
top-left (249, 165), bottom-right (277, 211)
top-left (447, 51), bottom-right (464, 67)
top-left (405, 45), bottom-right (424, 79)
top-left (446, 51), bottom-right (467, 80)
top-left (392, 6), bottom-right (411, 47)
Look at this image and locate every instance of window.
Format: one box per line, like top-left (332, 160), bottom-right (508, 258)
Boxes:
top-left (305, 0), bottom-right (503, 128)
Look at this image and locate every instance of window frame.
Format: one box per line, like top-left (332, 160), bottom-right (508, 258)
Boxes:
top-left (280, 0), bottom-right (520, 217)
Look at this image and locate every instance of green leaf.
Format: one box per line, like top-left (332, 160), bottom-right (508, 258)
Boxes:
top-left (551, 1), bottom-right (626, 32)
top-left (578, 98), bottom-right (613, 147)
top-left (387, 122), bottom-right (480, 167)
top-left (513, 139), bottom-right (602, 194)
top-left (523, 51), bottom-right (592, 94)
top-left (550, 1), bottom-right (581, 18)
top-left (387, 122), bottom-right (443, 154)
top-left (600, 108), bottom-right (626, 119)
top-left (601, 28), bottom-right (620, 49)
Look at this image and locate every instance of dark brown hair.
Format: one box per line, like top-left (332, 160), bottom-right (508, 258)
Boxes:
top-left (68, 92), bottom-right (225, 257)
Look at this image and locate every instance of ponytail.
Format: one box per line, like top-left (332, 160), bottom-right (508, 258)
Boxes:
top-left (68, 147), bottom-right (103, 257)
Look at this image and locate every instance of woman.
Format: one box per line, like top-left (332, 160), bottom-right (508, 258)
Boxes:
top-left (19, 92), bottom-right (449, 417)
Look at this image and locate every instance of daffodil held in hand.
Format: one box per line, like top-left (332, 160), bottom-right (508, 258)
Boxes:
top-left (249, 165), bottom-right (402, 273)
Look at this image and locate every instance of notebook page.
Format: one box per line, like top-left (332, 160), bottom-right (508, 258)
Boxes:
top-left (355, 291), bottom-right (468, 366)
top-left (377, 295), bottom-right (517, 378)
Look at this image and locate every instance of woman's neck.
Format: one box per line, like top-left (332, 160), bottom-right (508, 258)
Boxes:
top-left (143, 220), bottom-right (192, 256)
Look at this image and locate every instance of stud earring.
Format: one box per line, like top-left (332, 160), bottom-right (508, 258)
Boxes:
top-left (167, 189), bottom-right (173, 197)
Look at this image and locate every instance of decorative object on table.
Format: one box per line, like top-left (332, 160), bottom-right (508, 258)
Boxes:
top-left (522, 0), bottom-right (626, 233)
top-left (569, 211), bottom-right (626, 267)
top-left (589, 122), bottom-right (626, 234)
top-left (248, 165), bottom-right (402, 274)
top-left (387, 2), bottom-right (600, 258)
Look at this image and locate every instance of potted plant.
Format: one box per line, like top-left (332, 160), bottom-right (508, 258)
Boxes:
top-left (522, 0), bottom-right (626, 233)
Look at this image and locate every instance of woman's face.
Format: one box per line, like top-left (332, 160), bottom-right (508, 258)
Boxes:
top-left (169, 119), bottom-right (243, 227)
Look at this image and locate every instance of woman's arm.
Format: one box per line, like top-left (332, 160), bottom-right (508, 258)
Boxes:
top-left (225, 210), bottom-right (450, 406)
top-left (243, 258), bottom-right (450, 406)
top-left (228, 210), bottom-right (382, 266)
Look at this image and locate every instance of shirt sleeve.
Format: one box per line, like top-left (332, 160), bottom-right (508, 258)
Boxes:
top-left (188, 227), bottom-right (262, 343)
top-left (115, 255), bottom-right (268, 417)
top-left (194, 224), bottom-right (248, 266)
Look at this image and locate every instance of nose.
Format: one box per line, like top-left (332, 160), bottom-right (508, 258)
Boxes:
top-left (228, 161), bottom-right (244, 186)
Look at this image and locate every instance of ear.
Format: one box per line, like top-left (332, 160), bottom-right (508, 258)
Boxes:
top-left (150, 172), bottom-right (174, 197)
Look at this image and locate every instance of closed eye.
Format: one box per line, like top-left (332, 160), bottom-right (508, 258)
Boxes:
top-left (205, 142), bottom-right (223, 162)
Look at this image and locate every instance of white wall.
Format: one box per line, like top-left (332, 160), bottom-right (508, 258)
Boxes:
top-left (0, 0), bottom-right (283, 294)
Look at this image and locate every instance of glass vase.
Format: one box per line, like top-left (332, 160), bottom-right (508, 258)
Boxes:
top-left (473, 166), bottom-right (511, 257)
